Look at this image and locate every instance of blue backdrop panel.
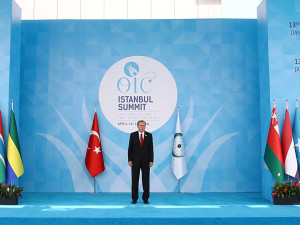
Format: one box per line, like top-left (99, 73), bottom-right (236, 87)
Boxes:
top-left (20, 19), bottom-right (261, 192)
top-left (258, 0), bottom-right (300, 201)
top-left (10, 0), bottom-right (21, 128)
top-left (0, 0), bottom-right (12, 140)
top-left (0, 0), bottom-right (21, 144)
top-left (257, 0), bottom-right (271, 201)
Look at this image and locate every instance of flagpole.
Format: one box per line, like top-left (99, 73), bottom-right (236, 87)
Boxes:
top-left (296, 100), bottom-right (299, 186)
top-left (10, 99), bottom-right (13, 177)
top-left (286, 99), bottom-right (288, 183)
top-left (93, 100), bottom-right (98, 194)
top-left (178, 106), bottom-right (180, 194)
top-left (286, 99), bottom-right (288, 174)
top-left (284, 100), bottom-right (289, 184)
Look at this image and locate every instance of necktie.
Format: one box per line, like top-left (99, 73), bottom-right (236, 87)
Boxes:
top-left (140, 133), bottom-right (143, 147)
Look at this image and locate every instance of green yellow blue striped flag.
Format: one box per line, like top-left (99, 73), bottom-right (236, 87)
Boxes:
top-left (5, 108), bottom-right (24, 184)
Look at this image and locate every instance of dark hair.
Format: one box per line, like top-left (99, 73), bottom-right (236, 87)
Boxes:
top-left (137, 120), bottom-right (146, 126)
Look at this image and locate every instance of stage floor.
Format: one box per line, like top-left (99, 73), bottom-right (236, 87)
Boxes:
top-left (0, 192), bottom-right (299, 225)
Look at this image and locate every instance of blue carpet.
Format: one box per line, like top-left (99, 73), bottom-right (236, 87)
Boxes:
top-left (0, 192), bottom-right (299, 225)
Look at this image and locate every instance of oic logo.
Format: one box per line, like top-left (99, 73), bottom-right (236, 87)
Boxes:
top-left (124, 62), bottom-right (139, 77)
top-left (173, 138), bottom-right (184, 157)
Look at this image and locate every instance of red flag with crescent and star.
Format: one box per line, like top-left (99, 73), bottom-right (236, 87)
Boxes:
top-left (85, 112), bottom-right (105, 177)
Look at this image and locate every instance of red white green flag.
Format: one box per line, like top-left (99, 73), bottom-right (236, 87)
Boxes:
top-left (264, 104), bottom-right (285, 183)
top-left (0, 109), bottom-right (6, 183)
top-left (282, 106), bottom-right (299, 179)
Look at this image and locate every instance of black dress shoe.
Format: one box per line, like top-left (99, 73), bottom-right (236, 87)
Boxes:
top-left (143, 200), bottom-right (149, 204)
top-left (132, 200), bottom-right (137, 204)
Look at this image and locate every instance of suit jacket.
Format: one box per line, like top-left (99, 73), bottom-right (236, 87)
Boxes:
top-left (128, 131), bottom-right (154, 166)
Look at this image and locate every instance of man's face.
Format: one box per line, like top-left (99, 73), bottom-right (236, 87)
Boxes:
top-left (137, 122), bottom-right (146, 133)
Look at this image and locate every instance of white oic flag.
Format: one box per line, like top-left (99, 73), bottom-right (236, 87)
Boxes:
top-left (171, 107), bottom-right (188, 180)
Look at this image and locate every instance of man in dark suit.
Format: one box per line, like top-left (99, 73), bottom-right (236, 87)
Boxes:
top-left (128, 120), bottom-right (154, 204)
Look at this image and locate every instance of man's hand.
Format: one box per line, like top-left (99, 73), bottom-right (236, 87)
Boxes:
top-left (149, 162), bottom-right (153, 167)
top-left (128, 161), bottom-right (132, 167)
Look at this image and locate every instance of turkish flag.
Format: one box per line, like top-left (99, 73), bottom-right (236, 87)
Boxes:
top-left (85, 112), bottom-right (105, 177)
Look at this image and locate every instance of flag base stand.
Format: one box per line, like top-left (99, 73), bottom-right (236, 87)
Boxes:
top-left (176, 179), bottom-right (183, 194)
top-left (88, 177), bottom-right (98, 194)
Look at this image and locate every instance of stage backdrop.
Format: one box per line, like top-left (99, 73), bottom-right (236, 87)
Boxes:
top-left (0, 0), bottom-right (21, 141)
top-left (20, 19), bottom-right (261, 192)
top-left (258, 0), bottom-right (300, 201)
